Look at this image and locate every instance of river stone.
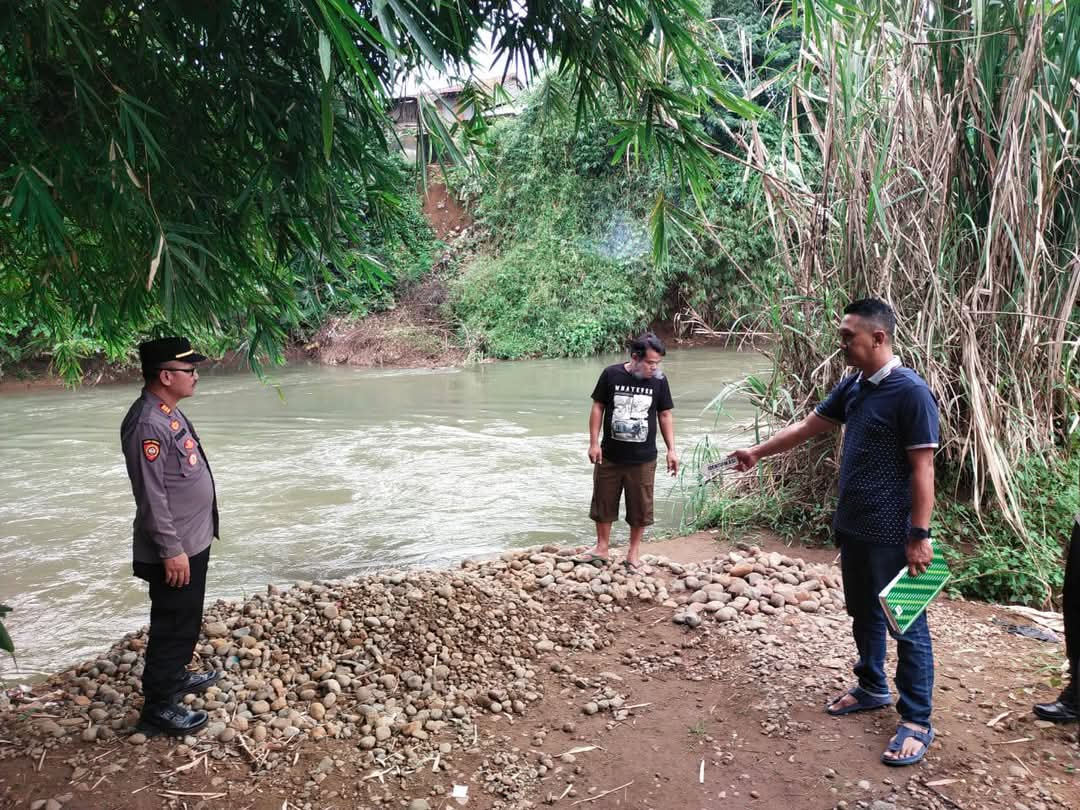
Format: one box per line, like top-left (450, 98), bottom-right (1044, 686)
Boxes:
top-left (26, 531), bottom-right (852, 791)
top-left (205, 622), bottom-right (229, 638)
top-left (726, 579), bottom-right (750, 597)
top-left (206, 722), bottom-right (226, 738)
top-left (729, 562), bottom-right (754, 578)
top-left (36, 720), bottom-right (64, 738)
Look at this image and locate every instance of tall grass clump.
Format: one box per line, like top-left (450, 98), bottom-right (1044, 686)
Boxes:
top-left (691, 1), bottom-right (1079, 601)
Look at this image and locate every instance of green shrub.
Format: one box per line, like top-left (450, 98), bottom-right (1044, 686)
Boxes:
top-left (452, 226), bottom-right (656, 358)
top-left (449, 71), bottom-right (783, 356)
top-left (938, 451), bottom-right (1080, 606)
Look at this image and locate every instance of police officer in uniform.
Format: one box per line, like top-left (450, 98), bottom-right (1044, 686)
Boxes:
top-left (121, 337), bottom-right (220, 736)
top-left (1033, 514), bottom-right (1080, 723)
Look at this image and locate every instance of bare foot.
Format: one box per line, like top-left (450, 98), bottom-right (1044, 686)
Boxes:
top-left (572, 547), bottom-right (609, 564)
top-left (882, 722), bottom-right (930, 761)
top-left (826, 693), bottom-right (860, 713)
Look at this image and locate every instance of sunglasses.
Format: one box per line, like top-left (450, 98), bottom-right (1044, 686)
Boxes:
top-left (158, 367), bottom-right (198, 375)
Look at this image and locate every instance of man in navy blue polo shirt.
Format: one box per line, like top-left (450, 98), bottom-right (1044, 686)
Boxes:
top-left (730, 298), bottom-right (939, 766)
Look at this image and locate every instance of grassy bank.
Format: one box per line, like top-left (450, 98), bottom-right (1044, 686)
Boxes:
top-left (679, 424), bottom-right (1079, 607)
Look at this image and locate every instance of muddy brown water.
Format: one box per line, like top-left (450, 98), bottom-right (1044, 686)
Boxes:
top-left (0, 348), bottom-right (766, 680)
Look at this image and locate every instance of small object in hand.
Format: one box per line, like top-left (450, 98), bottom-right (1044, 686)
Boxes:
top-left (701, 455), bottom-right (738, 483)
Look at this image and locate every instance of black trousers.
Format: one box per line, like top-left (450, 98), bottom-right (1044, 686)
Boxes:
top-left (133, 546), bottom-right (210, 705)
top-left (1065, 522), bottom-right (1080, 687)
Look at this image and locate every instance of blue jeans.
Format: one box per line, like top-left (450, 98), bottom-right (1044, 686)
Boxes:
top-left (838, 534), bottom-right (934, 727)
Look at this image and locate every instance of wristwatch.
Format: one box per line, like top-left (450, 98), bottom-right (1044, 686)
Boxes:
top-left (908, 527), bottom-right (932, 540)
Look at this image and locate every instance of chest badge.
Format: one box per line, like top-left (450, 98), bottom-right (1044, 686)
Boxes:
top-left (142, 439), bottom-right (161, 462)
top-left (183, 438), bottom-right (195, 450)
top-left (188, 453), bottom-right (199, 466)
top-left (170, 419), bottom-right (181, 432)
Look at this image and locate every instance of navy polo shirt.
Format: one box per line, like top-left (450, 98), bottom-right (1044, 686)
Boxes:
top-left (815, 358), bottom-right (939, 544)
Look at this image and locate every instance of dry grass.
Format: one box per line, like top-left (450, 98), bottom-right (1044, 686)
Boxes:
top-left (719, 2), bottom-right (1080, 533)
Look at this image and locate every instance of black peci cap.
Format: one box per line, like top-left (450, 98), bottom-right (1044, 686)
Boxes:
top-left (138, 337), bottom-right (208, 370)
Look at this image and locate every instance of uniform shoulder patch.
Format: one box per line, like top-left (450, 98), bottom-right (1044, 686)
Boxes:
top-left (158, 402), bottom-right (172, 415)
top-left (142, 439), bottom-right (161, 462)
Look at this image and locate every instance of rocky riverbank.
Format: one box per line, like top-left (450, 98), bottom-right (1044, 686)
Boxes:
top-left (2, 534), bottom-right (1079, 810)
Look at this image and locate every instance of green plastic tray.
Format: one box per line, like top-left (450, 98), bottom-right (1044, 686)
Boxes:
top-left (878, 554), bottom-right (950, 635)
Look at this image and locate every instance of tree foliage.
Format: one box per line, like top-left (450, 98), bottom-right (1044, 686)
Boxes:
top-left (449, 66), bottom-right (782, 359)
top-left (1, 0), bottom-right (750, 378)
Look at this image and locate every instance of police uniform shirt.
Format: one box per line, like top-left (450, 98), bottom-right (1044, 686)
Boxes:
top-left (121, 389), bottom-right (218, 563)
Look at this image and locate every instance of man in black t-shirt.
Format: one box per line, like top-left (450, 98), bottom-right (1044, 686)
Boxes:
top-left (580, 332), bottom-right (677, 571)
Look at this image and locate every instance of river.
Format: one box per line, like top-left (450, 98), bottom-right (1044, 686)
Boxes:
top-left (0, 348), bottom-right (765, 680)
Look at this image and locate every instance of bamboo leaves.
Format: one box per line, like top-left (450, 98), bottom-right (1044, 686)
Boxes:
top-left (3, 0), bottom-right (752, 380)
top-left (148, 233), bottom-right (165, 291)
top-left (319, 29), bottom-right (332, 82)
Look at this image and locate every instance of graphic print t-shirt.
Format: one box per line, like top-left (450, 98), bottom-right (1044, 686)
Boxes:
top-left (591, 363), bottom-right (674, 464)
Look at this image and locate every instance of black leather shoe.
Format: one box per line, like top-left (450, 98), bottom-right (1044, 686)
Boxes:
top-left (136, 702), bottom-right (209, 737)
top-left (1033, 695), bottom-right (1079, 723)
top-left (172, 670), bottom-right (221, 699)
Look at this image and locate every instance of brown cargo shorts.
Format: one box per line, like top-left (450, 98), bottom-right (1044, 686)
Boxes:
top-left (589, 458), bottom-right (657, 527)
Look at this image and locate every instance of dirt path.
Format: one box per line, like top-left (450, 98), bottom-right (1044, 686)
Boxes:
top-left (2, 532), bottom-right (1078, 810)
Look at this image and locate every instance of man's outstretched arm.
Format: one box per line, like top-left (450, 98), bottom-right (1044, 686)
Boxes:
top-left (729, 413), bottom-right (838, 471)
